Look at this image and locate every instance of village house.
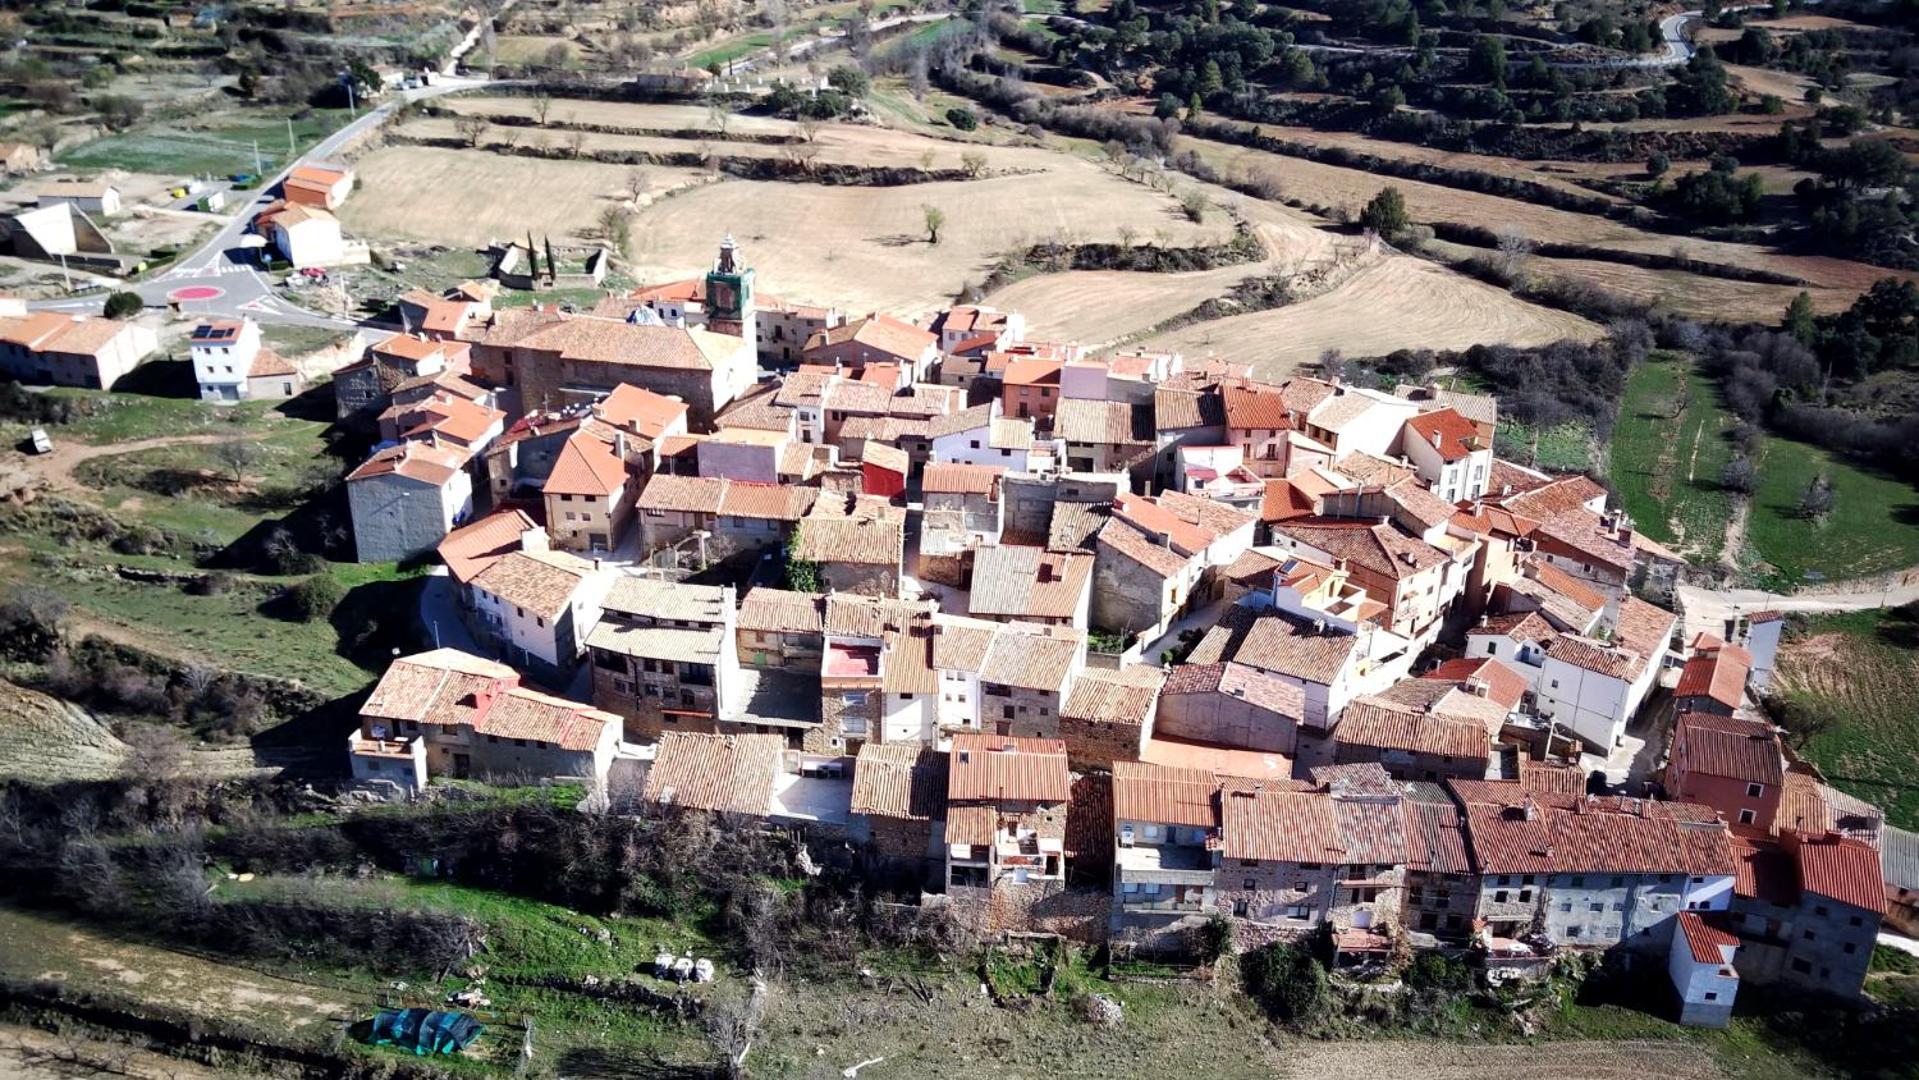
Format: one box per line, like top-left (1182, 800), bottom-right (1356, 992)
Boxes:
top-left (334, 334), bottom-right (475, 423)
top-left (380, 391), bottom-right (505, 452)
top-left (816, 594), bottom-right (926, 754)
top-left (189, 318), bottom-right (298, 402)
top-left (1110, 761), bottom-right (1222, 943)
top-left (1297, 386), bottom-right (1421, 459)
top-left (0, 310), bottom-right (155, 390)
top-left (1330, 691), bottom-right (1495, 784)
top-left (1222, 383), bottom-right (1295, 479)
top-left (944, 734), bottom-right (1073, 923)
top-left (1186, 604), bottom-right (1368, 733)
top-left (347, 648), bottom-right (621, 791)
top-left (1057, 665), bottom-right (1165, 771)
top-left (396, 284), bottom-right (494, 340)
top-left (281, 162), bottom-right (354, 209)
top-left (1092, 491), bottom-right (1257, 642)
top-left (1154, 661), bottom-right (1306, 756)
top-left (920, 462), bottom-right (1005, 562)
top-left (434, 508), bottom-right (543, 624)
top-left (1881, 827), bottom-right (1919, 938)
top-left (1674, 639), bottom-right (1751, 716)
top-left (259, 203), bottom-right (348, 269)
top-left (926, 304), bottom-right (1025, 353)
top-left (928, 403), bottom-right (1051, 472)
top-left (1534, 596), bottom-right (1676, 751)
top-left (1001, 356), bottom-right (1063, 424)
top-left (804, 313), bottom-right (939, 380)
top-left (1493, 475), bottom-right (1685, 598)
top-left (1400, 407), bottom-right (1493, 503)
top-left (1175, 445), bottom-right (1266, 512)
top-left (861, 440), bottom-right (909, 501)
top-left (1726, 830), bottom-right (1885, 999)
top-left (850, 742), bottom-right (949, 872)
top-left (1451, 780), bottom-right (1736, 953)
top-left (735, 587), bottom-right (826, 671)
top-left (346, 440), bottom-right (474, 562)
top-left (585, 578), bottom-right (739, 740)
top-left (1400, 787), bottom-right (1479, 942)
top-left (468, 548), bottom-right (610, 684)
top-left (544, 425), bottom-right (635, 554)
top-left (640, 731), bottom-right (784, 817)
top-left (791, 500), bottom-right (906, 597)
top-left (975, 622), bottom-right (1087, 741)
top-left (636, 474), bottom-right (725, 556)
top-left (1669, 911), bottom-right (1743, 1027)
top-left (467, 306), bottom-right (756, 427)
top-left (1665, 711), bottom-right (1785, 832)
top-left (714, 480), bottom-right (817, 559)
top-left (1268, 518), bottom-right (1466, 646)
top-left (1055, 397), bottom-right (1155, 478)
top-left (967, 546), bottom-right (1094, 629)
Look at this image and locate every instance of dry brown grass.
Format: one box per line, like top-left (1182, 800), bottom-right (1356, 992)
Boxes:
top-left (1141, 254), bottom-right (1600, 375)
top-left (338, 146), bottom-right (709, 247)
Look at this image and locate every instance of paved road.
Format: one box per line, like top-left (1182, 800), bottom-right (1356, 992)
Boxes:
top-left (1675, 579), bottom-right (1919, 642)
top-left (32, 75), bottom-right (496, 328)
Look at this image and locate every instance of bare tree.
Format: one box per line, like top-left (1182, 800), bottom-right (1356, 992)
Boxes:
top-left (454, 115), bottom-right (490, 148)
top-left (531, 91), bottom-right (553, 126)
top-left (565, 128), bottom-right (586, 158)
top-left (496, 126), bottom-right (520, 149)
top-left (960, 150), bottom-right (986, 178)
top-left (626, 167), bottom-right (649, 205)
top-left (122, 723), bottom-right (188, 784)
top-left (705, 973), bottom-right (768, 1080)
top-left (796, 117), bottom-right (821, 144)
top-left (765, 0), bottom-right (789, 62)
top-left (1494, 226), bottom-right (1534, 283)
top-left (211, 439), bottom-right (257, 482)
top-left (597, 206), bottom-right (632, 258)
top-left (707, 94), bottom-right (731, 137)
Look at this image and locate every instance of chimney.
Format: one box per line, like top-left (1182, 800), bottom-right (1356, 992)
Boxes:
top-left (1431, 430), bottom-right (1442, 450)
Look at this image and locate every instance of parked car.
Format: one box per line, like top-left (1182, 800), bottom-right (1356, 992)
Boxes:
top-left (28, 428), bottom-right (51, 454)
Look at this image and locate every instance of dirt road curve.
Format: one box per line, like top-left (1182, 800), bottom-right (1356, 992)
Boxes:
top-left (20, 433), bottom-right (230, 492)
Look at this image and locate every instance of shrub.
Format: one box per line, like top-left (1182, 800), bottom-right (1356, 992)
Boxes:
top-left (1360, 186), bottom-right (1410, 240)
top-left (1241, 940), bottom-right (1331, 1026)
top-left (102, 291), bottom-right (144, 319)
top-left (945, 106), bottom-right (979, 131)
top-left (285, 574), bottom-right (344, 622)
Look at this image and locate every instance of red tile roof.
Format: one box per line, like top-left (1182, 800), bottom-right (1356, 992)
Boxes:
top-left (543, 430), bottom-right (626, 497)
top-left (1112, 760), bottom-right (1218, 828)
top-left (1676, 648), bottom-right (1751, 710)
top-left (1002, 357), bottom-right (1062, 386)
top-left (851, 743), bottom-right (948, 821)
top-left (1336, 699), bottom-right (1489, 761)
top-left (1421, 657), bottom-right (1528, 712)
top-left (597, 382), bottom-right (687, 438)
top-left (436, 508), bottom-right (537, 584)
top-left (1403, 408), bottom-right (1480, 463)
top-left (644, 732), bottom-right (784, 815)
top-left (1219, 786), bottom-right (1343, 864)
top-left (1790, 831), bottom-right (1887, 913)
top-left (948, 733), bottom-right (1071, 803)
top-left (1223, 384), bottom-right (1292, 430)
top-left (1452, 783), bottom-right (1735, 878)
top-left (1261, 478), bottom-right (1318, 523)
top-left (1677, 911), bottom-right (1740, 964)
top-left (922, 461), bottom-right (1003, 496)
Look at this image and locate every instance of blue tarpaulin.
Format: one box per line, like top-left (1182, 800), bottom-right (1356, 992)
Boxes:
top-left (366, 1008), bottom-right (484, 1056)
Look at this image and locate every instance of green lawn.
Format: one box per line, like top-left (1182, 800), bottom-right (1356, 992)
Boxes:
top-left (1746, 437), bottom-right (1919, 587)
top-left (1609, 356), bottom-right (1736, 564)
top-left (1775, 607), bottom-right (1919, 830)
top-left (56, 109), bottom-right (352, 178)
top-left (687, 32), bottom-right (775, 71)
top-left (1494, 419), bottom-right (1596, 474)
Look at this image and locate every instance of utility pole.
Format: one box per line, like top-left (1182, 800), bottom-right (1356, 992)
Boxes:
top-left (252, 140), bottom-right (262, 178)
top-left (345, 77), bottom-right (356, 120)
top-left (286, 116), bottom-right (295, 161)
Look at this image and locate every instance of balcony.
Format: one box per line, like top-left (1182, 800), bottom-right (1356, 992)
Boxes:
top-left (1120, 896), bottom-right (1210, 914)
top-left (1117, 844), bottom-right (1218, 886)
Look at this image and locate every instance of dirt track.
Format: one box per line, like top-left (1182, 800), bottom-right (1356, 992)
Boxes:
top-left (20, 433), bottom-right (229, 493)
top-left (1280, 1039), bottom-right (1725, 1079)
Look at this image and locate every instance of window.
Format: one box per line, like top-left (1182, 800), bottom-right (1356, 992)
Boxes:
top-left (1844, 942), bottom-right (1857, 955)
top-left (1559, 902), bottom-right (1572, 913)
top-left (1566, 926), bottom-right (1582, 938)
top-left (1570, 876), bottom-right (1584, 887)
top-left (1850, 915), bottom-right (1865, 927)
top-left (843, 691), bottom-right (868, 706)
top-left (1611, 876), bottom-right (1625, 888)
top-left (1815, 905), bottom-right (1829, 917)
top-left (1747, 782), bottom-right (1764, 797)
top-left (1802, 929), bottom-right (1817, 941)
top-left (1494, 890), bottom-right (1509, 903)
top-left (1792, 958), bottom-right (1812, 974)
top-left (1739, 809), bottom-right (1756, 825)
top-left (1243, 878), bottom-right (1255, 890)
top-left (1589, 902), bottom-right (1604, 913)
top-left (1704, 992), bottom-right (1719, 1002)
top-left (1293, 881), bottom-right (1307, 891)
top-left (1550, 679), bottom-right (1559, 689)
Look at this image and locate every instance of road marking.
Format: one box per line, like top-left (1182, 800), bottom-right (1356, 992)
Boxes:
top-left (167, 285), bottom-right (225, 302)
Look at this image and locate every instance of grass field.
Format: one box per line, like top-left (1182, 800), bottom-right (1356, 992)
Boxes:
top-left (1746, 437), bottom-right (1919, 586)
top-left (56, 109), bottom-right (352, 178)
top-left (1497, 420), bottom-right (1598, 474)
top-left (1774, 608), bottom-right (1919, 830)
top-left (1610, 356), bottom-right (1737, 564)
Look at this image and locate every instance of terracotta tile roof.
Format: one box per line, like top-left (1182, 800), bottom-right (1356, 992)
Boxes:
top-left (361, 648), bottom-right (515, 724)
top-left (990, 417), bottom-right (1034, 451)
top-left (1677, 911), bottom-right (1741, 963)
top-left (1402, 798), bottom-right (1472, 875)
top-left (1421, 657), bottom-right (1528, 712)
top-left (436, 508), bottom-right (538, 584)
top-left (1336, 698), bottom-right (1489, 762)
top-left (824, 378), bottom-right (896, 415)
top-left (1519, 758), bottom-right (1587, 796)
top-left (478, 686), bottom-right (618, 752)
top-left (603, 577), bottom-right (729, 623)
top-left (1002, 357), bottom-right (1062, 387)
top-left (544, 429), bottom-right (626, 497)
top-left (978, 623), bottom-right (1084, 692)
top-left (597, 383), bottom-right (688, 438)
top-left (1111, 492), bottom-right (1217, 556)
top-left (401, 393), bottom-right (504, 446)
top-left (1096, 516), bottom-right (1189, 579)
top-left (1156, 489), bottom-right (1256, 538)
top-left (1791, 831), bottom-right (1887, 913)
top-left (470, 549), bottom-right (595, 619)
top-left (1054, 398), bottom-right (1151, 445)
top-left (1260, 478), bottom-right (1318, 524)
top-left (825, 593), bottom-right (924, 638)
top-left (792, 509), bottom-right (903, 566)
top-left (1776, 768), bottom-right (1883, 838)
top-left (477, 309), bottom-right (742, 371)
top-left (1188, 605), bottom-right (1360, 685)
top-left (1731, 834), bottom-right (1798, 905)
top-left (1048, 501), bottom-right (1108, 552)
top-left (1450, 503), bottom-right (1541, 539)
top-left (928, 402), bottom-right (995, 439)
top-left (944, 802), bottom-right (999, 846)
top-left (720, 481), bottom-right (816, 521)
top-left (643, 732), bottom-right (784, 815)
top-left (932, 615), bottom-right (1000, 670)
top-left (1375, 678), bottom-right (1509, 735)
top-left (1488, 457), bottom-right (1551, 497)
top-left (346, 439), bottom-right (469, 486)
top-left (1519, 563), bottom-right (1607, 617)
top-left (1223, 548), bottom-right (1285, 588)
top-left (1499, 474), bottom-right (1608, 522)
top-left (1676, 648), bottom-right (1750, 710)
top-left (1153, 386), bottom-right (1223, 431)
top-left (715, 383), bottom-right (797, 434)
top-left (851, 743), bottom-right (948, 820)
top-left (1220, 787), bottom-right (1344, 863)
top-left (1060, 666), bottom-right (1164, 727)
top-left (860, 440), bottom-right (909, 475)
top-left (948, 733), bottom-right (1071, 803)
top-left (968, 546), bottom-right (1092, 621)
top-left (1544, 635), bottom-right (1640, 680)
top-left (922, 461), bottom-right (1002, 496)
top-left (1471, 610), bottom-right (1560, 647)
top-left (1223, 384), bottom-right (1292, 430)
top-left (1672, 711), bottom-right (1782, 786)
top-left (1335, 798), bottom-right (1409, 865)
top-left (1452, 783), bottom-right (1735, 877)
top-left (808, 313), bottom-right (936, 360)
top-left (1384, 480), bottom-right (1457, 532)
top-left (882, 617), bottom-right (939, 695)
top-left (1613, 596), bottom-right (1677, 662)
top-left (248, 347), bottom-right (297, 378)
top-left (1273, 519), bottom-right (1449, 580)
top-left (1142, 736), bottom-right (1297, 782)
top-left (1403, 408), bottom-right (1480, 463)
top-left (1112, 761), bottom-right (1218, 828)
top-left (737, 587), bottom-right (824, 634)
top-left (1307, 390), bottom-right (1394, 434)
top-left (1162, 661), bottom-right (1304, 720)
top-left (638, 474), bottom-right (725, 513)
top-left (586, 621), bottom-right (727, 664)
top-left (1535, 509), bottom-right (1638, 574)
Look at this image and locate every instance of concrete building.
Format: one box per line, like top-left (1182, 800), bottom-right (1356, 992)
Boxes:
top-left (0, 311), bottom-right (155, 389)
top-left (281, 162), bottom-right (354, 209)
top-left (36, 180), bottom-right (120, 216)
top-left (585, 578), bottom-right (739, 740)
top-left (346, 440), bottom-right (474, 563)
top-left (468, 548), bottom-right (609, 685)
top-left (1154, 662), bottom-right (1305, 755)
top-left (1665, 711), bottom-right (1784, 832)
top-left (1669, 912), bottom-right (1741, 1027)
top-left (1534, 597), bottom-right (1675, 751)
top-left (260, 203), bottom-right (347, 268)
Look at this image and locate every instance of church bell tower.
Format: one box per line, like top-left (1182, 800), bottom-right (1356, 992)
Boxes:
top-left (704, 234), bottom-right (757, 348)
